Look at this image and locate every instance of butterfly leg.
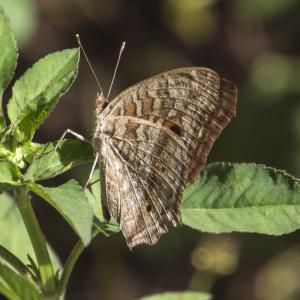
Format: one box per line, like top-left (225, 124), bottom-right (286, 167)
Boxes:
top-left (84, 152), bottom-right (99, 189)
top-left (54, 129), bottom-right (88, 151)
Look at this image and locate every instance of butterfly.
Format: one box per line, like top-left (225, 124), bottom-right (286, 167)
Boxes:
top-left (60, 37), bottom-right (237, 248)
top-left (90, 66), bottom-right (237, 248)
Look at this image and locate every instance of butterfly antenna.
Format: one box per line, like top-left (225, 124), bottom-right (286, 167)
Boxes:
top-left (106, 41), bottom-right (126, 100)
top-left (76, 34), bottom-right (104, 96)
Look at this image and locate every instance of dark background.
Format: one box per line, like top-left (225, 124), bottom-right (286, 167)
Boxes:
top-left (1, 0), bottom-right (300, 299)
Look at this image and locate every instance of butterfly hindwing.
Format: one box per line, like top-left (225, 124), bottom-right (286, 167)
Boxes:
top-left (102, 128), bottom-right (181, 248)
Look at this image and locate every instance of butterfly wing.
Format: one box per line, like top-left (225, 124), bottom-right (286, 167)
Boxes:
top-left (95, 67), bottom-right (237, 248)
top-left (101, 118), bottom-right (186, 248)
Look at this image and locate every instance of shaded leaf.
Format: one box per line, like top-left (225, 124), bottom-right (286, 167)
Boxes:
top-left (85, 170), bottom-right (120, 236)
top-left (0, 262), bottom-right (39, 300)
top-left (181, 163), bottom-right (300, 235)
top-left (93, 218), bottom-right (120, 237)
top-left (0, 6), bottom-right (17, 131)
top-left (28, 180), bottom-right (93, 245)
top-left (24, 140), bottom-right (93, 181)
top-left (140, 291), bottom-right (212, 300)
top-left (0, 160), bottom-right (22, 191)
top-left (7, 48), bottom-right (79, 142)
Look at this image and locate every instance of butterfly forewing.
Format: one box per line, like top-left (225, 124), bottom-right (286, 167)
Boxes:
top-left (93, 67), bottom-right (237, 248)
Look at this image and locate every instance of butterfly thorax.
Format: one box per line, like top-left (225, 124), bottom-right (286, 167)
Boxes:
top-left (92, 92), bottom-right (114, 161)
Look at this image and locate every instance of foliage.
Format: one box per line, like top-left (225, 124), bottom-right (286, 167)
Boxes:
top-left (182, 163), bottom-right (300, 235)
top-left (140, 291), bottom-right (212, 300)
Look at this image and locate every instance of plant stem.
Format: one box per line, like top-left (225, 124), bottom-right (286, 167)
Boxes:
top-left (57, 226), bottom-right (100, 296)
top-left (15, 187), bottom-right (56, 295)
top-left (0, 245), bottom-right (36, 282)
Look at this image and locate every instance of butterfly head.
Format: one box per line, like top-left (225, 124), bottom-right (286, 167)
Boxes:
top-left (95, 92), bottom-right (108, 115)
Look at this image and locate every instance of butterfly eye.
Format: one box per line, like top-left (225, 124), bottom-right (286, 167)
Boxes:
top-left (170, 124), bottom-right (182, 136)
top-left (102, 101), bottom-right (108, 110)
top-left (146, 204), bottom-right (152, 212)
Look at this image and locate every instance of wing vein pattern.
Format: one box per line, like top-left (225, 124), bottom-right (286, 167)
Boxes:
top-left (93, 67), bottom-right (237, 248)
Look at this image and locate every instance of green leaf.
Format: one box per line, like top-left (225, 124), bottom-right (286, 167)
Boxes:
top-left (7, 48), bottom-right (79, 142)
top-left (0, 280), bottom-right (18, 300)
top-left (0, 262), bottom-right (39, 300)
top-left (28, 180), bottom-right (93, 245)
top-left (85, 170), bottom-right (120, 236)
top-left (0, 6), bottom-right (17, 97)
top-left (140, 291), bottom-right (212, 300)
top-left (181, 163), bottom-right (300, 235)
top-left (93, 218), bottom-right (120, 237)
top-left (24, 140), bottom-right (93, 181)
top-left (0, 6), bottom-right (17, 131)
top-left (86, 169), bottom-right (103, 220)
top-left (0, 192), bottom-right (61, 272)
top-left (22, 141), bottom-right (44, 163)
top-left (0, 160), bottom-right (22, 191)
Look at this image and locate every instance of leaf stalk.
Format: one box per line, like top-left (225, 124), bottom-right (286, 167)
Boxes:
top-left (15, 187), bottom-right (56, 295)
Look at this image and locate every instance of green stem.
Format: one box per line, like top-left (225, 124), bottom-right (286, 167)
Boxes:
top-left (0, 245), bottom-right (36, 282)
top-left (57, 226), bottom-right (100, 296)
top-left (15, 187), bottom-right (56, 295)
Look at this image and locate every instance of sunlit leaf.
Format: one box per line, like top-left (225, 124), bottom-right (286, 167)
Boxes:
top-left (0, 5), bottom-right (17, 131)
top-left (7, 48), bottom-right (79, 142)
top-left (0, 280), bottom-right (18, 300)
top-left (0, 262), bottom-right (39, 300)
top-left (181, 163), bottom-right (300, 235)
top-left (0, 160), bottom-right (22, 191)
top-left (140, 291), bottom-right (212, 300)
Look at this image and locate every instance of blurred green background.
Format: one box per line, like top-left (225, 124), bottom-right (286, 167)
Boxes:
top-left (1, 0), bottom-right (300, 299)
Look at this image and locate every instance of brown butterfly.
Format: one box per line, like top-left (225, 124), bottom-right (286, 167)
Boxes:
top-left (60, 38), bottom-right (237, 248)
